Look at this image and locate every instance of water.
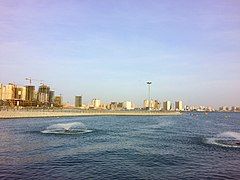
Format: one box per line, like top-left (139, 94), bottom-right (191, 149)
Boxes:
top-left (0, 113), bottom-right (240, 179)
top-left (41, 122), bottom-right (92, 135)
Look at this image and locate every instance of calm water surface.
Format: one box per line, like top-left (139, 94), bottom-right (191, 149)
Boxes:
top-left (0, 113), bottom-right (240, 179)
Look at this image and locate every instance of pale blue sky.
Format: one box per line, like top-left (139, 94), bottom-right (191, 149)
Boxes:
top-left (0, 0), bottom-right (240, 107)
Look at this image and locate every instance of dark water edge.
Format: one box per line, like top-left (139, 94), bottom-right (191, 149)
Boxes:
top-left (0, 112), bottom-right (240, 179)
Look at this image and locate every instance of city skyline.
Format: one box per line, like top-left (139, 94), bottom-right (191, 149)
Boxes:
top-left (1, 81), bottom-right (239, 111)
top-left (0, 0), bottom-right (240, 107)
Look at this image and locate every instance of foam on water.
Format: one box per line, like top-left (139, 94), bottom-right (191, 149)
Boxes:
top-left (206, 131), bottom-right (240, 148)
top-left (220, 131), bottom-right (240, 140)
top-left (41, 122), bottom-right (92, 134)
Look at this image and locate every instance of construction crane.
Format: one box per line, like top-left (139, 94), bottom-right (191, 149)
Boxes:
top-left (25, 77), bottom-right (44, 85)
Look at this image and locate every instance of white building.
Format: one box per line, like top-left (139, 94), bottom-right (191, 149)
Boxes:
top-left (175, 101), bottom-right (183, 111)
top-left (163, 101), bottom-right (171, 111)
top-left (123, 101), bottom-right (133, 110)
top-left (143, 99), bottom-right (160, 110)
top-left (92, 99), bottom-right (101, 109)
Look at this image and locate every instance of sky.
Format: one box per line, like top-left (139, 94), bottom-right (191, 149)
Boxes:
top-left (0, 0), bottom-right (240, 108)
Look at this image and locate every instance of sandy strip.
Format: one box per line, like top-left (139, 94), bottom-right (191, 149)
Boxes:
top-left (0, 110), bottom-right (181, 119)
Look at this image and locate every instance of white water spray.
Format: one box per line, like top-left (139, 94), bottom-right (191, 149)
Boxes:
top-left (206, 131), bottom-right (240, 148)
top-left (219, 131), bottom-right (240, 140)
top-left (41, 122), bottom-right (92, 134)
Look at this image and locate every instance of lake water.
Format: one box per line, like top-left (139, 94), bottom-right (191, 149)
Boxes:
top-left (0, 113), bottom-right (240, 179)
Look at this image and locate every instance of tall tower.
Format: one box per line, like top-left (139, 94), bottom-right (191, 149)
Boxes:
top-left (25, 86), bottom-right (35, 101)
top-left (75, 96), bottom-right (82, 107)
top-left (146, 81), bottom-right (152, 110)
top-left (163, 101), bottom-right (171, 111)
top-left (38, 84), bottom-right (50, 103)
top-left (175, 101), bottom-right (183, 111)
top-left (49, 90), bottom-right (55, 104)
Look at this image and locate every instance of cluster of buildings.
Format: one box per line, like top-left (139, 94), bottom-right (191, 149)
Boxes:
top-left (219, 106), bottom-right (240, 112)
top-left (183, 105), bottom-right (240, 112)
top-left (0, 81), bottom-right (184, 111)
top-left (75, 96), bottom-right (136, 110)
top-left (87, 99), bottom-right (135, 110)
top-left (74, 96), bottom-right (183, 111)
top-left (0, 83), bottom-right (62, 108)
top-left (184, 105), bottom-right (215, 112)
top-left (143, 100), bottom-right (183, 111)
top-left (2, 81), bottom-right (238, 112)
top-left (0, 81), bottom-right (183, 111)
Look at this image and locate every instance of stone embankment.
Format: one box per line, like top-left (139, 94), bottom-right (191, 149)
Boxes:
top-left (0, 109), bottom-right (181, 119)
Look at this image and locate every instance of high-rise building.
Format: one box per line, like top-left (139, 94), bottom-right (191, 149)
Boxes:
top-left (25, 86), bottom-right (35, 102)
top-left (163, 101), bottom-right (171, 111)
top-left (175, 101), bottom-right (183, 111)
top-left (16, 87), bottom-right (26, 101)
top-left (92, 99), bottom-right (101, 109)
top-left (2, 84), bottom-right (16, 100)
top-left (38, 85), bottom-right (50, 103)
top-left (0, 83), bottom-right (3, 100)
top-left (75, 96), bottom-right (82, 107)
top-left (54, 96), bottom-right (62, 107)
top-left (49, 90), bottom-right (55, 104)
top-left (143, 99), bottom-right (161, 110)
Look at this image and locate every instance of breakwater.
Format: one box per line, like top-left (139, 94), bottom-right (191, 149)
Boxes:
top-left (0, 109), bottom-right (181, 119)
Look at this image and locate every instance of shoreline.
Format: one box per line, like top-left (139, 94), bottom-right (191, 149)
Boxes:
top-left (0, 110), bottom-right (181, 119)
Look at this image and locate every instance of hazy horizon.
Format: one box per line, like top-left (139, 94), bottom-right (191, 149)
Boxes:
top-left (0, 0), bottom-right (240, 107)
